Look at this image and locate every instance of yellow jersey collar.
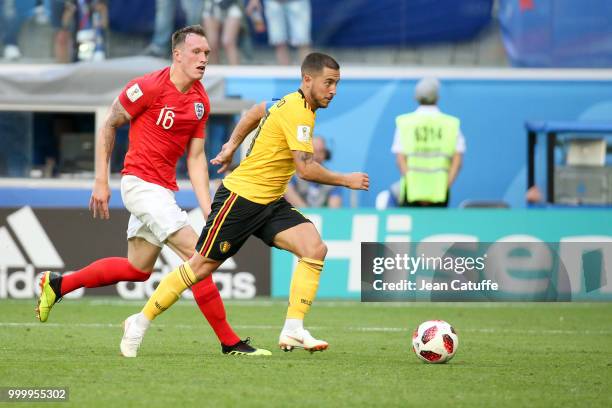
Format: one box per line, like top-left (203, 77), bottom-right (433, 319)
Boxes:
top-left (297, 88), bottom-right (315, 112)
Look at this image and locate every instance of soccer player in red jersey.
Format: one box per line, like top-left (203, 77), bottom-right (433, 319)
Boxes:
top-left (35, 25), bottom-right (270, 356)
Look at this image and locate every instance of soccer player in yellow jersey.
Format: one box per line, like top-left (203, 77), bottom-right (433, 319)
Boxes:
top-left (120, 52), bottom-right (369, 356)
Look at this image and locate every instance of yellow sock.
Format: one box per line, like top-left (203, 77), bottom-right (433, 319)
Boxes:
top-left (142, 262), bottom-right (196, 320)
top-left (286, 257), bottom-right (324, 320)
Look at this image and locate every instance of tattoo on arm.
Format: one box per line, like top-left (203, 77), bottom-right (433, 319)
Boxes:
top-left (103, 99), bottom-right (131, 153)
top-left (299, 151), bottom-right (314, 164)
top-left (229, 132), bottom-right (243, 146)
top-left (107, 99), bottom-right (131, 129)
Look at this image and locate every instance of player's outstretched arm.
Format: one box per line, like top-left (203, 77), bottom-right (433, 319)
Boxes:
top-left (292, 150), bottom-right (369, 191)
top-left (90, 98), bottom-right (131, 219)
top-left (210, 101), bottom-right (267, 173)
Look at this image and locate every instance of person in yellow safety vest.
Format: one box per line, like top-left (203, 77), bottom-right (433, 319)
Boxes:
top-left (391, 77), bottom-right (466, 207)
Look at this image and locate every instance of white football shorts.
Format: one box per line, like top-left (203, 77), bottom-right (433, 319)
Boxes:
top-left (120, 175), bottom-right (190, 247)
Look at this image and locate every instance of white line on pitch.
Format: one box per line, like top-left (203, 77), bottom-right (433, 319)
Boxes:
top-left (2, 299), bottom-right (605, 308)
top-left (1, 322), bottom-right (610, 335)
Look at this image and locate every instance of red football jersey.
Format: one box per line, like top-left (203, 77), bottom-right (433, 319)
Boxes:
top-left (118, 67), bottom-right (210, 191)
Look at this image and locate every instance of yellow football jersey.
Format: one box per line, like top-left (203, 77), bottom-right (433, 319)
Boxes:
top-left (223, 90), bottom-right (316, 204)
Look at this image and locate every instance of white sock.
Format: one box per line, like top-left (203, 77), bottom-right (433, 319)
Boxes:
top-left (283, 318), bottom-right (303, 332)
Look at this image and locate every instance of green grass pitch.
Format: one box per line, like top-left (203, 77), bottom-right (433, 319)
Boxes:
top-left (1, 299), bottom-right (611, 407)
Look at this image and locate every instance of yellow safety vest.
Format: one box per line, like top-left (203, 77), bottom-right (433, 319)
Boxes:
top-left (396, 111), bottom-right (459, 203)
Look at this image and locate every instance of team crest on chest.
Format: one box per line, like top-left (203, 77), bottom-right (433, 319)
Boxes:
top-left (194, 102), bottom-right (205, 120)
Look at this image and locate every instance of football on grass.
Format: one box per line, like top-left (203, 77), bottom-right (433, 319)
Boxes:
top-left (412, 320), bottom-right (458, 363)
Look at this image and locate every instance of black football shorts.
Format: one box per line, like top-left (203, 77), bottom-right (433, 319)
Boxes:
top-left (195, 183), bottom-right (311, 261)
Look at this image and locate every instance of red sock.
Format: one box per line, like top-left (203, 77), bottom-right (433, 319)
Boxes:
top-left (60, 257), bottom-right (149, 296)
top-left (192, 275), bottom-right (240, 346)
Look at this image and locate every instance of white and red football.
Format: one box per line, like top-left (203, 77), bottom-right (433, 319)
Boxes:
top-left (412, 320), bottom-right (459, 363)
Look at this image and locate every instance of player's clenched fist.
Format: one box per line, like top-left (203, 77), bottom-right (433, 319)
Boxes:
top-left (344, 172), bottom-right (369, 190)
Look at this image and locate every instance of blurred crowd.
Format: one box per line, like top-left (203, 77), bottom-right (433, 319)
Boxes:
top-left (0, 0), bottom-right (312, 65)
top-left (0, 0), bottom-right (108, 62)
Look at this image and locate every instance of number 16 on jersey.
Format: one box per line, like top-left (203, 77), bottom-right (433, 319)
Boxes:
top-left (156, 106), bottom-right (175, 129)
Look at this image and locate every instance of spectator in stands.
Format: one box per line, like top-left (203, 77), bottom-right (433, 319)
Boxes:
top-left (49, 0), bottom-right (108, 63)
top-left (391, 77), bottom-right (465, 207)
top-left (0, 0), bottom-right (25, 60)
top-left (201, 0), bottom-right (243, 65)
top-left (245, 0), bottom-right (265, 34)
top-left (144, 0), bottom-right (204, 58)
top-left (285, 136), bottom-right (342, 208)
top-left (248, 0), bottom-right (311, 65)
top-left (49, 0), bottom-right (76, 63)
top-left (75, 0), bottom-right (108, 61)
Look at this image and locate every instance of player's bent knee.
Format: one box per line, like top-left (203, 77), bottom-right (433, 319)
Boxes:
top-left (189, 254), bottom-right (222, 281)
top-left (302, 241), bottom-right (327, 261)
top-left (318, 242), bottom-right (328, 260)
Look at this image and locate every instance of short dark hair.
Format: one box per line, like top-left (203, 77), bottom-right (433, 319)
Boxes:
top-left (171, 25), bottom-right (207, 50)
top-left (301, 52), bottom-right (340, 77)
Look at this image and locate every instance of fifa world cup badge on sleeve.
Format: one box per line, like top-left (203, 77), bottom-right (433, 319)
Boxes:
top-left (297, 125), bottom-right (311, 142)
top-left (126, 83), bottom-right (143, 102)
